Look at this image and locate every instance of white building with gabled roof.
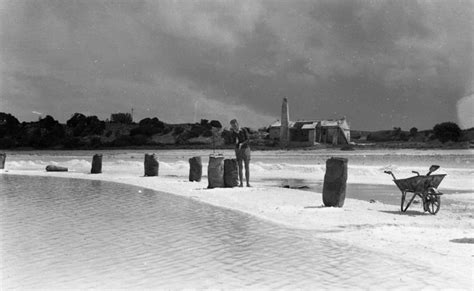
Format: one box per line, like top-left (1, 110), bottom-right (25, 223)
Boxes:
top-left (268, 98), bottom-right (350, 146)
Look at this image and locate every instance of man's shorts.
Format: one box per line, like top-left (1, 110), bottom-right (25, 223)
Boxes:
top-left (235, 147), bottom-right (251, 163)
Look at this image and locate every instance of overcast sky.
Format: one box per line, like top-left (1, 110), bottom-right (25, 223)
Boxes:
top-left (1, 0), bottom-right (473, 130)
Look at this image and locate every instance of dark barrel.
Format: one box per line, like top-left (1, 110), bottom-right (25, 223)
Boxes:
top-left (322, 157), bottom-right (348, 207)
top-left (0, 153), bottom-right (6, 169)
top-left (46, 165), bottom-right (68, 172)
top-left (144, 153), bottom-right (159, 177)
top-left (224, 159), bottom-right (239, 187)
top-left (91, 154), bottom-right (103, 174)
top-left (189, 156), bottom-right (202, 182)
top-left (208, 155), bottom-right (224, 188)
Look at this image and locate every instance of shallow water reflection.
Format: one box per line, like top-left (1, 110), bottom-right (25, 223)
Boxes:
top-left (0, 175), bottom-right (456, 289)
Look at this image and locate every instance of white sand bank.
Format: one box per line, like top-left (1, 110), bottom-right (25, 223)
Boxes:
top-left (1, 149), bottom-right (473, 288)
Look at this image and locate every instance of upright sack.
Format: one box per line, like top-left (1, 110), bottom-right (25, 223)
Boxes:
top-left (208, 154), bottom-right (224, 188)
top-left (189, 156), bottom-right (202, 182)
top-left (224, 159), bottom-right (239, 187)
top-left (144, 153), bottom-right (159, 177)
top-left (0, 153), bottom-right (6, 169)
top-left (91, 154), bottom-right (102, 174)
top-left (322, 157), bottom-right (348, 207)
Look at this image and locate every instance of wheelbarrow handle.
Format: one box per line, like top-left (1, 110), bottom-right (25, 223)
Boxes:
top-left (384, 171), bottom-right (396, 180)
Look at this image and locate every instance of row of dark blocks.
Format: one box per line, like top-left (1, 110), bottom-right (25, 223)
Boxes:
top-left (0, 153), bottom-right (348, 207)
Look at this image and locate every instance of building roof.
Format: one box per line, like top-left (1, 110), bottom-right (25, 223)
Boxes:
top-left (269, 120), bottom-right (296, 128)
top-left (270, 118), bottom-right (349, 130)
top-left (301, 122), bottom-right (318, 129)
top-left (320, 120), bottom-right (339, 127)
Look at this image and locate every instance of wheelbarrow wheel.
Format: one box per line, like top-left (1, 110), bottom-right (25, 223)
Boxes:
top-left (425, 194), bottom-right (441, 215)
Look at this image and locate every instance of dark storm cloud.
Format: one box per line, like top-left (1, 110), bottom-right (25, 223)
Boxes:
top-left (1, 0), bottom-right (472, 129)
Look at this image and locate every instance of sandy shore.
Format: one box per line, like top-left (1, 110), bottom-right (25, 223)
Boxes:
top-left (1, 149), bottom-right (473, 288)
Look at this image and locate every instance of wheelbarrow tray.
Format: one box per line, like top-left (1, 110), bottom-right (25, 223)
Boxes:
top-left (394, 174), bottom-right (446, 193)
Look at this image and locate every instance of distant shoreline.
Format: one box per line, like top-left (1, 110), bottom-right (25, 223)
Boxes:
top-left (2, 141), bottom-right (472, 152)
top-left (2, 112), bottom-right (473, 151)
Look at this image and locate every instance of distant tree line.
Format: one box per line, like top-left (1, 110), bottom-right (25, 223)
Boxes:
top-left (0, 112), bottom-right (468, 149)
top-left (363, 122), bottom-right (464, 143)
top-left (0, 112), bottom-right (227, 149)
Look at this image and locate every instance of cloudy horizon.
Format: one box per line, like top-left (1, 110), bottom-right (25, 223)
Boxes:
top-left (1, 0), bottom-right (473, 130)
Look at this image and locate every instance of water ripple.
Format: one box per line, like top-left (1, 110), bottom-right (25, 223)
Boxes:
top-left (0, 175), bottom-right (461, 289)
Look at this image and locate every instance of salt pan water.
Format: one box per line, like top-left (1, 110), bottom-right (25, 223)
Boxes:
top-left (0, 175), bottom-right (460, 289)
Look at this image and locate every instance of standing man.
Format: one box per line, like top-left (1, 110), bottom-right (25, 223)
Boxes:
top-left (230, 119), bottom-right (251, 187)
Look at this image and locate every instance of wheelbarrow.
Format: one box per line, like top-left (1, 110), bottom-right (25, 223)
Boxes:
top-left (384, 165), bottom-right (446, 215)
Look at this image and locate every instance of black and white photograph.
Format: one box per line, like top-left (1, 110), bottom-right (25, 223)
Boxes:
top-left (0, 0), bottom-right (472, 289)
